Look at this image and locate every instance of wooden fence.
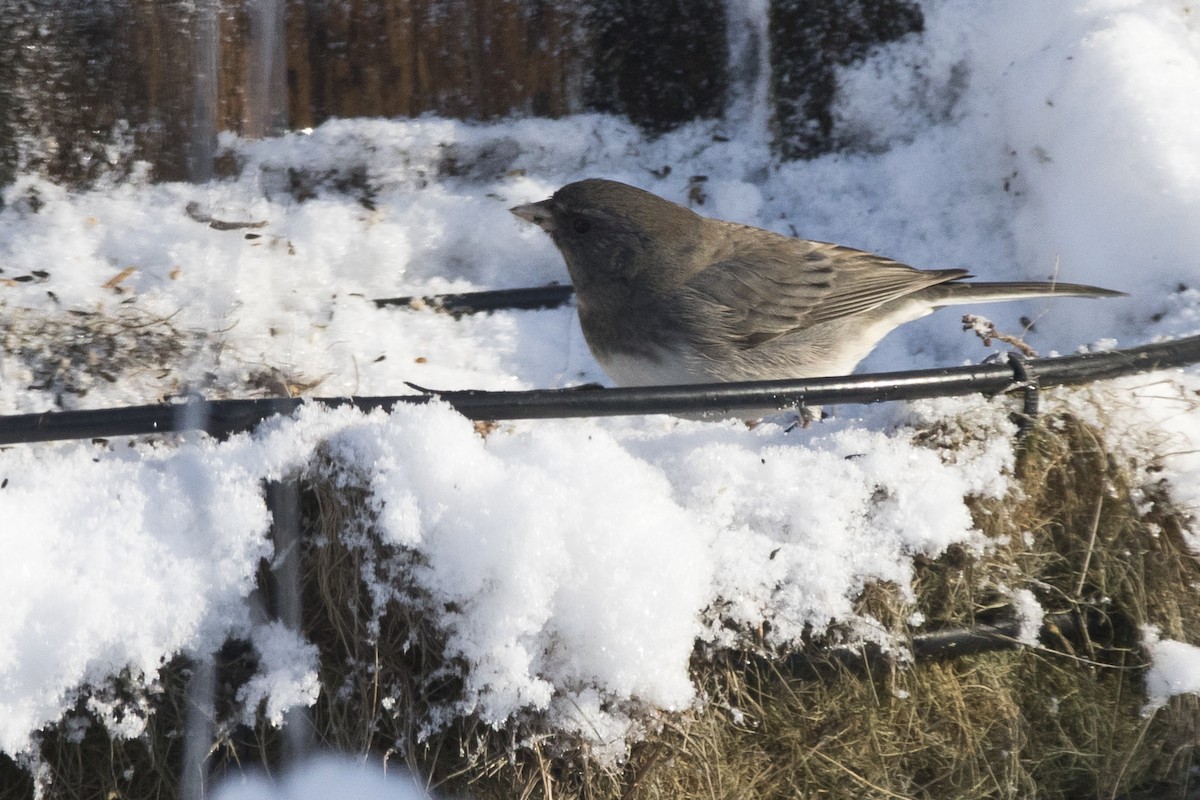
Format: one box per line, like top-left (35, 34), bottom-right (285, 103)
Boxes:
top-left (0, 0), bottom-right (922, 185)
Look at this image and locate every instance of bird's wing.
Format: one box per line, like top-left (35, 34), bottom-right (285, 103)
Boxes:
top-left (677, 233), bottom-right (967, 349)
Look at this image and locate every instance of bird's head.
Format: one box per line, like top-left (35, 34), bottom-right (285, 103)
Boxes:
top-left (511, 179), bottom-right (706, 304)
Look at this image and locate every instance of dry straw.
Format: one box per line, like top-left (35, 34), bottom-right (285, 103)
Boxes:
top-left (4, 400), bottom-right (1200, 800)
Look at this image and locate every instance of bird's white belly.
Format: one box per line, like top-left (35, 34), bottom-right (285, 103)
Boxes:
top-left (595, 348), bottom-right (708, 387)
top-left (594, 303), bottom-right (939, 388)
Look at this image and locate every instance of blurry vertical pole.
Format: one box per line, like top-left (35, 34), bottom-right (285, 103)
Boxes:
top-left (179, 400), bottom-right (217, 800)
top-left (180, 3), bottom-right (221, 795)
top-left (245, 0), bottom-right (288, 137)
top-left (247, 0), bottom-right (309, 762)
top-left (179, 656), bottom-right (215, 800)
top-left (724, 0), bottom-right (772, 148)
top-left (189, 0), bottom-right (220, 182)
top-left (266, 479), bottom-right (315, 764)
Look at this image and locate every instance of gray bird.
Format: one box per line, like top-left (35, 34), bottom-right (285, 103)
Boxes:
top-left (511, 178), bottom-right (1123, 388)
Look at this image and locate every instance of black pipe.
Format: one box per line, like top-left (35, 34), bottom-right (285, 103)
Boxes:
top-left (773, 608), bottom-right (1111, 680)
top-left (1, 334), bottom-right (1197, 445)
top-left (373, 284), bottom-right (574, 315)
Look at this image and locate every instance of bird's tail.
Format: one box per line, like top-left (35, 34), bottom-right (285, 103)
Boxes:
top-left (924, 280), bottom-right (1126, 307)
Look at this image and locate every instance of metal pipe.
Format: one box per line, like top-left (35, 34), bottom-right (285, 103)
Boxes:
top-left (0, 334), bottom-right (1197, 445)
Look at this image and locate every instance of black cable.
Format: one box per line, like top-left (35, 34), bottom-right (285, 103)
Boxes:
top-left (770, 607), bottom-right (1113, 680)
top-left (405, 333), bottom-right (1200, 420)
top-left (373, 284), bottom-right (574, 315)
top-left (0, 334), bottom-right (1197, 445)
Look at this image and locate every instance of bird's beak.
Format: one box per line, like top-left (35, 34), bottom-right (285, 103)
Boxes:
top-left (510, 199), bottom-right (556, 232)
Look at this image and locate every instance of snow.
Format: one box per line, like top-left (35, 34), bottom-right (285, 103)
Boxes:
top-left (0, 437), bottom-right (273, 754)
top-left (306, 399), bottom-right (1009, 752)
top-left (1009, 588), bottom-right (1045, 647)
top-left (211, 756), bottom-right (432, 800)
top-left (238, 622), bottom-right (321, 728)
top-left (1, 0), bottom-right (1200, 787)
top-left (1143, 627), bottom-right (1200, 714)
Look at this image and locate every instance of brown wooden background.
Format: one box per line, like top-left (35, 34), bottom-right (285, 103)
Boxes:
top-left (0, 0), bottom-right (922, 186)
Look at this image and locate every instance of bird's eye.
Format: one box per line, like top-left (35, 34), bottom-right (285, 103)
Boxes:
top-left (572, 216), bottom-right (591, 234)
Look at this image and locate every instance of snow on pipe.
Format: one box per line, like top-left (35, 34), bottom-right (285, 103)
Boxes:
top-left (0, 333), bottom-right (1198, 445)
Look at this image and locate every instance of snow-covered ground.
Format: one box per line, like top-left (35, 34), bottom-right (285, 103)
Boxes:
top-left (2, 0), bottom-right (1200, 793)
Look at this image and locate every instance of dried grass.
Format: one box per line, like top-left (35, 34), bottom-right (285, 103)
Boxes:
top-left (0, 301), bottom-right (199, 405)
top-left (4, 406), bottom-right (1200, 800)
